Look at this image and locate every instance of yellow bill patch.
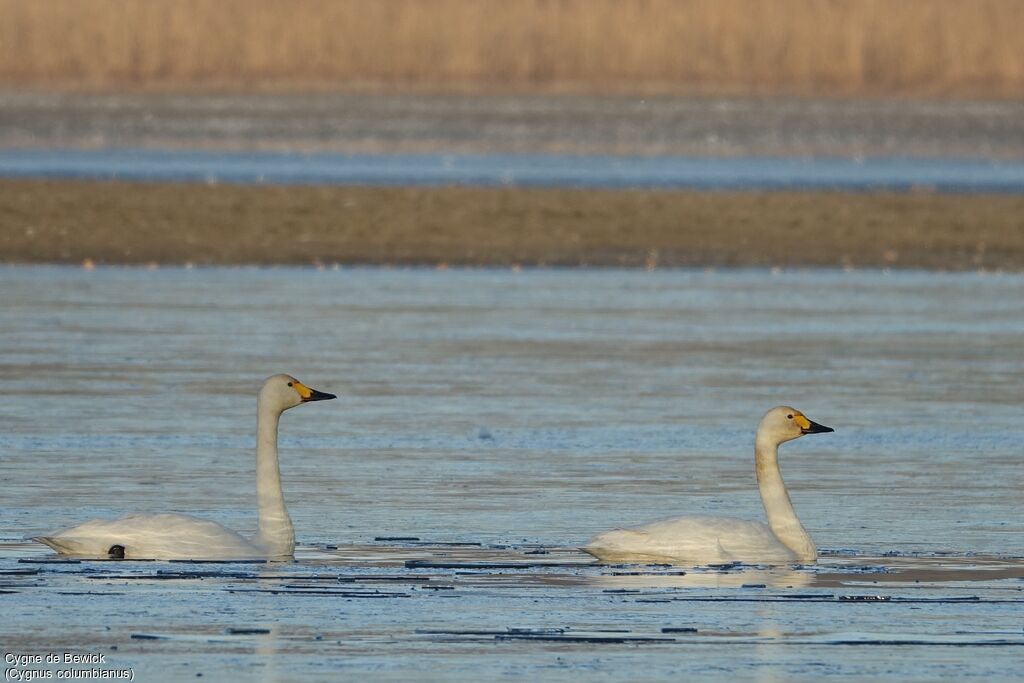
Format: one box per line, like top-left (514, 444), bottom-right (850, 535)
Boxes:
top-left (793, 414), bottom-right (811, 430)
top-left (291, 381), bottom-right (313, 399)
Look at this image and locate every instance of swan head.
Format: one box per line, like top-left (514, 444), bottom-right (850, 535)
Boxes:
top-left (259, 374), bottom-right (336, 412)
top-left (759, 406), bottom-right (833, 444)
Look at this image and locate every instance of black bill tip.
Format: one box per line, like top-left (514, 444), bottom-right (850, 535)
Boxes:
top-left (802, 420), bottom-right (834, 434)
top-left (303, 388), bottom-right (336, 402)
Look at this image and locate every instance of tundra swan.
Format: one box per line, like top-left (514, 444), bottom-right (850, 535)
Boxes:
top-left (583, 406), bottom-right (832, 566)
top-left (33, 374), bottom-right (335, 560)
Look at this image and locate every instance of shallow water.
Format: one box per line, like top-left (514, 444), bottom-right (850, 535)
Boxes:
top-left (1, 266), bottom-right (1022, 680)
top-left (3, 148), bottom-right (1024, 192)
top-left (5, 92), bottom-right (1024, 160)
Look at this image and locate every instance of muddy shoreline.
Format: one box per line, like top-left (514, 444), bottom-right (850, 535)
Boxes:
top-left (3, 179), bottom-right (1022, 269)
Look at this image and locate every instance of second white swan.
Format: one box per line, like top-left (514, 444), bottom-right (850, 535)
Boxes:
top-left (583, 406), bottom-right (833, 566)
top-left (33, 374), bottom-right (335, 561)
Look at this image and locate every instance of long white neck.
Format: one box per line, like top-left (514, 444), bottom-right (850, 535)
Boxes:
top-left (754, 434), bottom-right (816, 562)
top-left (254, 398), bottom-right (294, 557)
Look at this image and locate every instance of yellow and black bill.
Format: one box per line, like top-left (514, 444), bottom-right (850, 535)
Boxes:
top-left (292, 381), bottom-right (337, 402)
top-left (794, 414), bottom-right (834, 434)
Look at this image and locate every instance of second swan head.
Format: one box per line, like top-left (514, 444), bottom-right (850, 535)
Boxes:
top-left (259, 374), bottom-right (337, 412)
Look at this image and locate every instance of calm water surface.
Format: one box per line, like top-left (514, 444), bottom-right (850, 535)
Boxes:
top-left (3, 148), bottom-right (1024, 191)
top-left (1, 266), bottom-right (1022, 681)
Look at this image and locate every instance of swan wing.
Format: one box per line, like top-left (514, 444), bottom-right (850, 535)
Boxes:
top-left (583, 516), bottom-right (796, 566)
top-left (33, 513), bottom-right (264, 560)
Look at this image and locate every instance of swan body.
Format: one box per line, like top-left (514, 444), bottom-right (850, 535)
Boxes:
top-left (584, 406), bottom-right (833, 566)
top-left (34, 513), bottom-right (263, 560)
top-left (33, 374), bottom-right (335, 561)
top-left (583, 517), bottom-right (797, 565)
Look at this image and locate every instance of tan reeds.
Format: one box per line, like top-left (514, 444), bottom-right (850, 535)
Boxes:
top-left (1, 0), bottom-right (1022, 97)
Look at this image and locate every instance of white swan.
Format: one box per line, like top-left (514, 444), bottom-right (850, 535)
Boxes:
top-left (33, 374), bottom-right (335, 561)
top-left (583, 406), bottom-right (833, 566)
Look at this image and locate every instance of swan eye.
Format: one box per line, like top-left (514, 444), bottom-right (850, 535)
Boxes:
top-left (287, 382), bottom-right (293, 387)
top-left (787, 414), bottom-right (793, 419)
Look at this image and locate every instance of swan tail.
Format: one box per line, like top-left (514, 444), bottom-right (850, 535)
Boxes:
top-left (32, 535), bottom-right (90, 556)
top-left (581, 529), bottom-right (654, 563)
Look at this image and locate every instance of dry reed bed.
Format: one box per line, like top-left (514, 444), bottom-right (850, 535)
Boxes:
top-left (2, 0), bottom-right (1023, 97)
